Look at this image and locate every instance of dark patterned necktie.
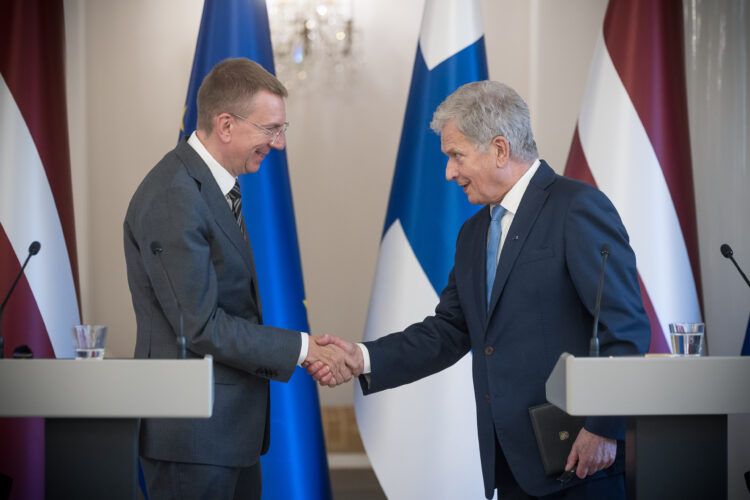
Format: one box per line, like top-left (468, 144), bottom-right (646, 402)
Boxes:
top-left (227, 180), bottom-right (248, 241)
top-left (227, 180), bottom-right (261, 318)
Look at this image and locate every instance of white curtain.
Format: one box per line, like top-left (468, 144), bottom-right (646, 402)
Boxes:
top-left (684, 1), bottom-right (750, 498)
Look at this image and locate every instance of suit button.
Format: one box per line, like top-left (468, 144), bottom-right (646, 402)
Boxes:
top-left (485, 394), bottom-right (491, 402)
top-left (484, 346), bottom-right (494, 355)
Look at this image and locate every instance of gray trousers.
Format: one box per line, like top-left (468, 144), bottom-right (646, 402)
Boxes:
top-left (141, 457), bottom-right (261, 500)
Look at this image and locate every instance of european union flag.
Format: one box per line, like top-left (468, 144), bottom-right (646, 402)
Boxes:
top-left (742, 314), bottom-right (750, 356)
top-left (179, 1), bottom-right (331, 498)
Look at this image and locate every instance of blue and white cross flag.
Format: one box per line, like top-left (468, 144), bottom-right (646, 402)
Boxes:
top-left (355, 1), bottom-right (490, 499)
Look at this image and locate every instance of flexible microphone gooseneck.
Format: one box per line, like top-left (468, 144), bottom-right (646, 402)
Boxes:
top-left (590, 244), bottom-right (611, 357)
top-left (150, 241), bottom-right (186, 359)
top-left (0, 241), bottom-right (41, 358)
top-left (720, 243), bottom-right (750, 289)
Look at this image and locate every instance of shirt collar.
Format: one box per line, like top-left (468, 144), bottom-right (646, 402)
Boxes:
top-left (493, 158), bottom-right (541, 215)
top-left (187, 131), bottom-right (236, 196)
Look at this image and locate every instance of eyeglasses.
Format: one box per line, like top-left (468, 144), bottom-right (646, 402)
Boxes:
top-left (229, 113), bottom-right (289, 145)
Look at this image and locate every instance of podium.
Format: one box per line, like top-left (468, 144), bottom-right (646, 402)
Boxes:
top-left (0, 357), bottom-right (213, 499)
top-left (546, 353), bottom-right (750, 500)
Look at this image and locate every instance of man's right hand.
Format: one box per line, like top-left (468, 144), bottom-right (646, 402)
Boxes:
top-left (305, 334), bottom-right (364, 387)
top-left (304, 338), bottom-right (353, 387)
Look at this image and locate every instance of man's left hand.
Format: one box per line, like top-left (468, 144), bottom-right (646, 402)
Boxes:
top-left (565, 428), bottom-right (616, 479)
top-left (303, 337), bottom-right (352, 387)
top-left (304, 335), bottom-right (364, 387)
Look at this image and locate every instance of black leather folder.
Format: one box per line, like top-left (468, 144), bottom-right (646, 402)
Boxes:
top-left (528, 402), bottom-right (586, 476)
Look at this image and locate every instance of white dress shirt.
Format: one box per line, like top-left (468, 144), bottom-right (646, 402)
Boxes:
top-left (489, 159), bottom-right (540, 263)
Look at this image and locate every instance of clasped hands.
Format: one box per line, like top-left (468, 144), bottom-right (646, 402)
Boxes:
top-left (303, 334), bottom-right (363, 387)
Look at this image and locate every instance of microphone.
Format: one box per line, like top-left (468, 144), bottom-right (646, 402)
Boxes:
top-left (150, 241), bottom-right (186, 359)
top-left (0, 241), bottom-right (41, 359)
top-left (12, 344), bottom-right (34, 359)
top-left (720, 243), bottom-right (750, 288)
top-left (590, 244), bottom-right (610, 357)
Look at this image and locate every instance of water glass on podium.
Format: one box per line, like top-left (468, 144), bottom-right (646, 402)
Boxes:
top-left (71, 325), bottom-right (107, 359)
top-left (668, 322), bottom-right (704, 356)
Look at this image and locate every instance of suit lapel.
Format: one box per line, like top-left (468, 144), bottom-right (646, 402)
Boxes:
top-left (243, 230), bottom-right (263, 322)
top-left (175, 142), bottom-right (263, 319)
top-left (486, 162), bottom-right (555, 319)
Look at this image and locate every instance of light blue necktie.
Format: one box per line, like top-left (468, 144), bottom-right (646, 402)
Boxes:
top-left (486, 205), bottom-right (506, 308)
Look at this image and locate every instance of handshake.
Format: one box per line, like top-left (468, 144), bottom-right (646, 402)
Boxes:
top-left (303, 334), bottom-right (364, 387)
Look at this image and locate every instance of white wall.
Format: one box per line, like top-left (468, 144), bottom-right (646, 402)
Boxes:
top-left (64, 1), bottom-right (749, 496)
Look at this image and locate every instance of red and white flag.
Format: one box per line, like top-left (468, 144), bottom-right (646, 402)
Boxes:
top-left (0, 0), bottom-right (80, 496)
top-left (564, 0), bottom-right (702, 352)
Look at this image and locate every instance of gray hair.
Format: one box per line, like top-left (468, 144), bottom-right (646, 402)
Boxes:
top-left (430, 81), bottom-right (538, 162)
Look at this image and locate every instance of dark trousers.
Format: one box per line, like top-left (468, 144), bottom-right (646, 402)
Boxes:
top-left (495, 441), bottom-right (625, 500)
top-left (141, 457), bottom-right (262, 500)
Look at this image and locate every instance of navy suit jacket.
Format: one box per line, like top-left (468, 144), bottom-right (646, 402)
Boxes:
top-left (360, 161), bottom-right (650, 497)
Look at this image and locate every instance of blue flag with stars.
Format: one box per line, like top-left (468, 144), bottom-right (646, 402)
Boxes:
top-left (178, 1), bottom-right (331, 498)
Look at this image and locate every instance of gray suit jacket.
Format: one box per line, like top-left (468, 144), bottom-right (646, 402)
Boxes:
top-left (124, 139), bottom-right (301, 467)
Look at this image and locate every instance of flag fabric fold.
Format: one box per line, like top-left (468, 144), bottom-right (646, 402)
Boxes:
top-left (179, 1), bottom-right (330, 498)
top-left (355, 1), bottom-right (489, 498)
top-left (563, 0), bottom-right (702, 353)
top-left (0, 0), bottom-right (81, 497)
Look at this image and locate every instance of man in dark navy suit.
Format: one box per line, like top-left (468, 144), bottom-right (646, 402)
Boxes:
top-left (310, 81), bottom-right (650, 499)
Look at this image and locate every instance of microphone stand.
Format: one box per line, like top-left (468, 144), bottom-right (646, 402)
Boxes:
top-left (590, 244), bottom-right (611, 357)
top-left (0, 242), bottom-right (41, 358)
top-left (150, 241), bottom-right (186, 359)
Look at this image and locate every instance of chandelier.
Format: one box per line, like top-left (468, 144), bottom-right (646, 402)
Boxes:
top-left (267, 0), bottom-right (357, 91)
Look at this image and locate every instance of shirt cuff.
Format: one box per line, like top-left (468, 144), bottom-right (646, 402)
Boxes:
top-left (356, 343), bottom-right (371, 374)
top-left (297, 332), bottom-right (309, 366)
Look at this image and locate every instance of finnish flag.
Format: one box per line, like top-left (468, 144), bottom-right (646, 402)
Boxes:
top-left (356, 1), bottom-right (490, 498)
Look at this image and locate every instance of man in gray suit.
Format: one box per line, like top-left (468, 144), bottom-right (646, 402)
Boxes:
top-left (124, 58), bottom-right (350, 499)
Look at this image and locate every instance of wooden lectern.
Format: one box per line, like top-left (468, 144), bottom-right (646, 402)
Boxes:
top-left (0, 356), bottom-right (213, 499)
top-left (546, 353), bottom-right (750, 500)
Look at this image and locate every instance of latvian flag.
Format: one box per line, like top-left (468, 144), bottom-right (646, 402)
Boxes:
top-left (1, 0), bottom-right (81, 497)
top-left (564, 0), bottom-right (702, 353)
